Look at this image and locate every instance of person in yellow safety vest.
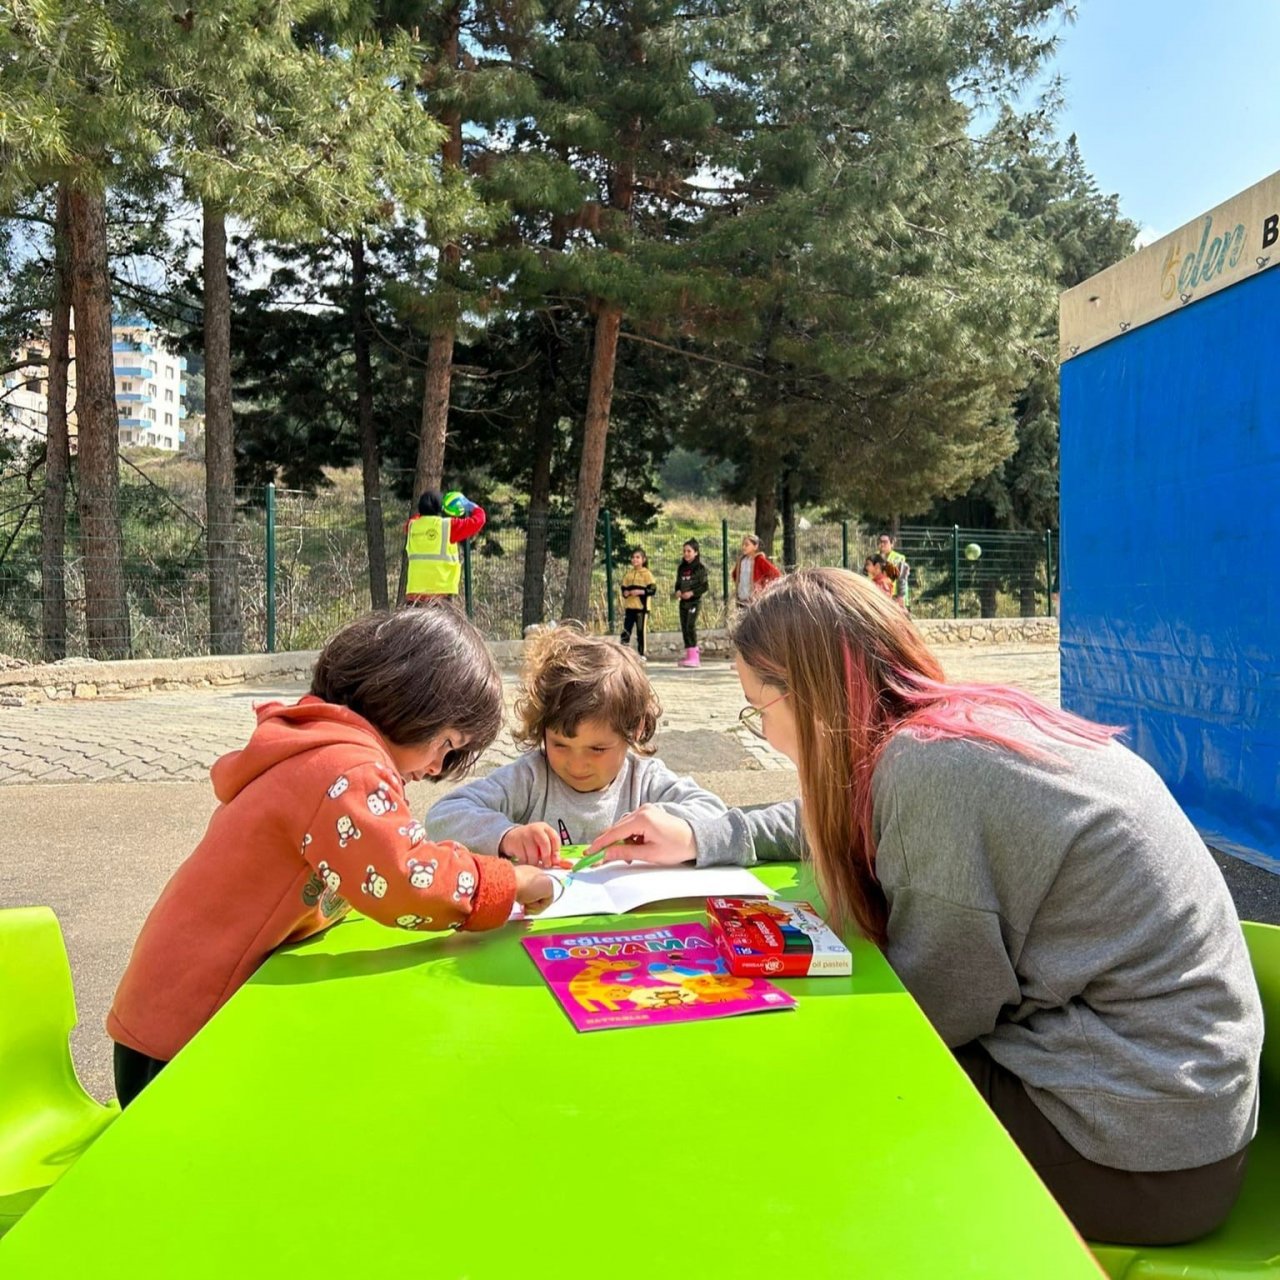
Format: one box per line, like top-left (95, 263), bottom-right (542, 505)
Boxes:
top-left (404, 490), bottom-right (487, 605)
top-left (877, 532), bottom-right (910, 611)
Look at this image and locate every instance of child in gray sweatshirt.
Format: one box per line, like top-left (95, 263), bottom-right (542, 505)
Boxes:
top-left (427, 627), bottom-right (790, 867)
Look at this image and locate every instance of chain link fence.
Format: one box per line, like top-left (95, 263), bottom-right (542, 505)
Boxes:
top-left (0, 467), bottom-right (1058, 662)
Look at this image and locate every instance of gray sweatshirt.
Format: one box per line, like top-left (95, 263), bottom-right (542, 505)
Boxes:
top-left (698, 720), bottom-right (1262, 1172)
top-left (870, 721), bottom-right (1259, 1172)
top-left (426, 749), bottom-right (799, 864)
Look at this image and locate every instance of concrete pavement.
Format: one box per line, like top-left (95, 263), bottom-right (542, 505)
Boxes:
top-left (3, 643), bottom-right (1274, 1104)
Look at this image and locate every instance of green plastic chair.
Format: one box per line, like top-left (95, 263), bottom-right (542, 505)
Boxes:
top-left (0, 906), bottom-right (120, 1239)
top-left (1091, 920), bottom-right (1280, 1279)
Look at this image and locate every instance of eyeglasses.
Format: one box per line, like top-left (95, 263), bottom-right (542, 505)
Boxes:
top-left (738, 691), bottom-right (789, 740)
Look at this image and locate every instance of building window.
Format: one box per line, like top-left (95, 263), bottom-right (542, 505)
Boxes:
top-left (121, 381), bottom-right (133, 392)
top-left (164, 412), bottom-right (173, 426)
top-left (148, 383), bottom-right (157, 396)
top-left (164, 388), bottom-right (174, 403)
top-left (25, 377), bottom-right (40, 392)
top-left (166, 366), bottom-right (174, 379)
top-left (147, 408), bottom-right (156, 422)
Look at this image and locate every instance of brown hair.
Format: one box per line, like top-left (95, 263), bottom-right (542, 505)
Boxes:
top-left (513, 625), bottom-right (661, 752)
top-left (310, 607), bottom-right (503, 780)
top-left (732, 569), bottom-right (1117, 944)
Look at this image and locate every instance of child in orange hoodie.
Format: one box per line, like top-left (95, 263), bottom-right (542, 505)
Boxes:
top-left (108, 607), bottom-right (554, 1106)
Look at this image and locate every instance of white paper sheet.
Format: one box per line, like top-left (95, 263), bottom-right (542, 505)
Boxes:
top-left (531, 863), bottom-right (775, 921)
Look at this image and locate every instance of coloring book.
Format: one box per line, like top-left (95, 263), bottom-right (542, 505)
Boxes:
top-left (522, 922), bottom-right (797, 1032)
top-left (532, 863), bottom-right (775, 920)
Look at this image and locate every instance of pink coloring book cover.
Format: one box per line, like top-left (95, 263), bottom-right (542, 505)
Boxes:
top-left (522, 922), bottom-right (797, 1032)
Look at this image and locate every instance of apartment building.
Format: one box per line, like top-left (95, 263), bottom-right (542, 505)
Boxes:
top-left (1, 315), bottom-right (187, 452)
top-left (112, 315), bottom-right (187, 451)
top-left (0, 333), bottom-right (76, 446)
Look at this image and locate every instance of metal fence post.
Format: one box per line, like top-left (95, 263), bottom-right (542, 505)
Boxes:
top-left (721, 519), bottom-right (730, 603)
top-left (263, 483), bottom-right (276, 655)
top-left (462, 537), bottom-right (474, 618)
top-left (1044, 528), bottom-right (1053, 618)
top-left (603, 509), bottom-right (615, 634)
top-left (952, 524), bottom-right (961, 619)
top-left (841, 521), bottom-right (849, 570)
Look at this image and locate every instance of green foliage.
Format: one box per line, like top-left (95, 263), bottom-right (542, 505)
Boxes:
top-left (930, 112), bottom-right (1140, 531)
top-left (1, 0), bottom-right (1129, 645)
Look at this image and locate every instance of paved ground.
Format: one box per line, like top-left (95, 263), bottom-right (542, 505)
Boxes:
top-left (2, 643), bottom-right (1275, 1103)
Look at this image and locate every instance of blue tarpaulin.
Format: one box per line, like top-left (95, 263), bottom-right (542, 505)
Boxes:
top-left (1060, 266), bottom-right (1280, 870)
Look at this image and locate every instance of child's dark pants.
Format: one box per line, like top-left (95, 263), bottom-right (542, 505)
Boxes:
top-left (113, 1041), bottom-right (168, 1108)
top-left (620, 609), bottom-right (647, 656)
top-left (679, 599), bottom-right (699, 648)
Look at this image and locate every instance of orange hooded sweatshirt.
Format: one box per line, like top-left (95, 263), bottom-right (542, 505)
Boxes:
top-left (108, 697), bottom-right (515, 1062)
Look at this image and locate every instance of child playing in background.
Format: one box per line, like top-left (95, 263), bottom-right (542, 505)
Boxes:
top-left (107, 608), bottom-right (554, 1107)
top-left (426, 626), bottom-right (735, 867)
top-left (674, 538), bottom-right (709, 668)
top-left (619, 547), bottom-right (657, 660)
top-left (731, 534), bottom-right (782, 607)
top-left (864, 553), bottom-right (896, 598)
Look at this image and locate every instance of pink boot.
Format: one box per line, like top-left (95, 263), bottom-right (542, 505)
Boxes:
top-left (678, 646), bottom-right (701, 668)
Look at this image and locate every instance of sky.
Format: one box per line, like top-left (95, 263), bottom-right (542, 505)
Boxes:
top-left (1039, 0), bottom-right (1280, 244)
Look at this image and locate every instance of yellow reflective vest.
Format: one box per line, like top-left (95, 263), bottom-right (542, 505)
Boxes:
top-left (405, 516), bottom-right (461, 596)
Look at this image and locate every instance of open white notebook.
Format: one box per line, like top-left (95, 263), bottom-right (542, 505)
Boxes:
top-left (527, 863), bottom-right (775, 921)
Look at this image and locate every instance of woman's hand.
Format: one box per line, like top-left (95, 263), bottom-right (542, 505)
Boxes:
top-left (512, 864), bottom-right (556, 914)
top-left (587, 805), bottom-right (697, 866)
top-left (499, 822), bottom-right (564, 868)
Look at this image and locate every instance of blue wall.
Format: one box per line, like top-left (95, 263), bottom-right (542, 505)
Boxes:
top-left (1060, 266), bottom-right (1280, 868)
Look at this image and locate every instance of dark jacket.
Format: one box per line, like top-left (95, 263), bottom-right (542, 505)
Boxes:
top-left (675, 558), bottom-right (709, 600)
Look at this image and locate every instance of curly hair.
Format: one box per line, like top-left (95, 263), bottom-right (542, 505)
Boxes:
top-left (513, 625), bottom-right (661, 753)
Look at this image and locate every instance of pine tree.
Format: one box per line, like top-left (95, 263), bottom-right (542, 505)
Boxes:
top-left (928, 116), bottom-right (1138, 613)
top-left (155, 5), bottom-right (450, 648)
top-left (513, 0), bottom-right (734, 620)
top-left (0, 3), bottom-right (175, 656)
top-left (678, 0), bottom-right (1071, 540)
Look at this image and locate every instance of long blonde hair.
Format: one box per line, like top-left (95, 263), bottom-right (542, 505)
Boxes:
top-left (731, 569), bottom-right (1117, 943)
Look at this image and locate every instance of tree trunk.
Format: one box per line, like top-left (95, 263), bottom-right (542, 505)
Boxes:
top-left (780, 467), bottom-right (797, 572)
top-left (404, 5), bottom-right (464, 603)
top-left (562, 303), bottom-right (623, 622)
top-left (979, 580), bottom-right (999, 618)
top-left (351, 235), bottom-right (388, 610)
top-left (412, 4), bottom-right (464, 500)
top-left (415, 315), bottom-right (456, 497)
top-left (753, 475), bottom-right (778, 556)
top-left (521, 321), bottom-right (560, 630)
top-left (66, 183), bottom-right (129, 659)
top-left (40, 186), bottom-right (72, 660)
top-left (203, 201), bottom-right (243, 654)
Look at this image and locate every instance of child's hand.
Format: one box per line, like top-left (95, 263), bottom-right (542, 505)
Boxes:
top-left (499, 822), bottom-right (564, 868)
top-left (587, 805), bottom-right (697, 866)
top-left (513, 864), bottom-right (556, 915)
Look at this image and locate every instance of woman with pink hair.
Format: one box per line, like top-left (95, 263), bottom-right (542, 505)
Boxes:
top-left (588, 568), bottom-right (1262, 1247)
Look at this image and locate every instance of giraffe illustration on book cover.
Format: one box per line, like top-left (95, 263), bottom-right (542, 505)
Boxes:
top-left (522, 922), bottom-right (797, 1032)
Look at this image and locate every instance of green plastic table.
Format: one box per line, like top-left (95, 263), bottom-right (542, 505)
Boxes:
top-left (0, 865), bottom-right (1102, 1278)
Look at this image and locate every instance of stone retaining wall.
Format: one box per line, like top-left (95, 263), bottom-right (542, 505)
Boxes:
top-left (0, 616), bottom-right (1057, 704)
